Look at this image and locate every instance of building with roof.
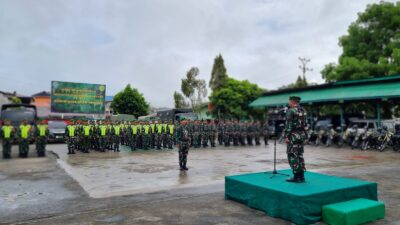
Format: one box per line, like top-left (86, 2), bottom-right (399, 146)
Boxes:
top-left (105, 96), bottom-right (114, 117)
top-left (250, 75), bottom-right (400, 127)
top-left (32, 91), bottom-right (51, 118)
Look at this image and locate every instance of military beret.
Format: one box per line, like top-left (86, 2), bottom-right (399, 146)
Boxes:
top-left (289, 96), bottom-right (301, 101)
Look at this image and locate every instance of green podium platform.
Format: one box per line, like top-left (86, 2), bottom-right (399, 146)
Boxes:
top-left (225, 170), bottom-right (378, 225)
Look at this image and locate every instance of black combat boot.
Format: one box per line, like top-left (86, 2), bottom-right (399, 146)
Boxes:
top-left (298, 171), bottom-right (305, 182)
top-left (286, 173), bottom-right (304, 183)
top-left (183, 162), bottom-right (189, 171)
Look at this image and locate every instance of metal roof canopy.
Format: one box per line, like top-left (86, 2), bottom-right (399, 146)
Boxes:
top-left (250, 74), bottom-right (400, 108)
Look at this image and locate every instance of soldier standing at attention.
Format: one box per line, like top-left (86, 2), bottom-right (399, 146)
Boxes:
top-left (201, 120), bottom-right (209, 148)
top-left (1, 119), bottom-right (14, 159)
top-left (113, 121), bottom-right (121, 152)
top-left (217, 120), bottom-right (223, 145)
top-left (263, 120), bottom-right (270, 145)
top-left (155, 120), bottom-right (163, 150)
top-left (285, 96), bottom-right (307, 183)
top-left (18, 120), bottom-right (31, 158)
top-left (162, 121), bottom-right (168, 149)
top-left (82, 121), bottom-right (91, 153)
top-left (142, 121), bottom-right (151, 150)
top-left (99, 121), bottom-right (108, 152)
top-left (176, 119), bottom-right (190, 171)
top-left (167, 120), bottom-right (175, 149)
top-left (35, 120), bottom-right (49, 157)
top-left (209, 120), bottom-right (217, 147)
top-left (233, 120), bottom-right (240, 146)
top-left (66, 121), bottom-right (76, 154)
top-left (130, 121), bottom-right (138, 151)
top-left (150, 120), bottom-right (156, 149)
top-left (254, 121), bottom-right (261, 145)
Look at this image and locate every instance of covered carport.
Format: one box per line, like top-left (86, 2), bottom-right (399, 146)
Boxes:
top-left (250, 75), bottom-right (400, 128)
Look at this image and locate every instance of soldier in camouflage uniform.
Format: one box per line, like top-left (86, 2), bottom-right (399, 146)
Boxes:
top-left (246, 121), bottom-right (254, 146)
top-left (142, 121), bottom-right (151, 150)
top-left (34, 120), bottom-right (49, 157)
top-left (176, 119), bottom-right (190, 171)
top-left (223, 120), bottom-right (232, 147)
top-left (150, 120), bottom-right (156, 149)
top-left (18, 120), bottom-right (32, 158)
top-left (1, 119), bottom-right (14, 159)
top-left (239, 121), bottom-right (247, 146)
top-left (254, 121), bottom-right (261, 145)
top-left (155, 120), bottom-right (163, 150)
top-left (209, 120), bottom-right (217, 147)
top-left (66, 121), bottom-right (77, 154)
top-left (130, 121), bottom-right (139, 151)
top-left (166, 120), bottom-right (174, 149)
top-left (285, 96), bottom-right (307, 183)
top-left (202, 120), bottom-right (210, 148)
top-left (99, 121), bottom-right (108, 152)
top-left (82, 121), bottom-right (91, 153)
top-left (192, 120), bottom-right (200, 148)
top-left (217, 120), bottom-right (223, 145)
top-left (263, 120), bottom-right (270, 145)
top-left (233, 120), bottom-right (240, 146)
top-left (112, 121), bottom-right (121, 152)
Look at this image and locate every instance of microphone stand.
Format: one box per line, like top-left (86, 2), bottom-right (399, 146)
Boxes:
top-left (269, 121), bottom-right (289, 178)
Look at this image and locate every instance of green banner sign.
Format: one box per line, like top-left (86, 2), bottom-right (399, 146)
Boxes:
top-left (51, 81), bottom-right (106, 114)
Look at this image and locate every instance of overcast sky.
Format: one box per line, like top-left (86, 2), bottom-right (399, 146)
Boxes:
top-left (0, 0), bottom-right (390, 107)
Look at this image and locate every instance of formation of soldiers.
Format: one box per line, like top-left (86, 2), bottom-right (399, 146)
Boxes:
top-left (1, 119), bottom-right (49, 158)
top-left (64, 119), bottom-right (176, 154)
top-left (2, 117), bottom-right (271, 159)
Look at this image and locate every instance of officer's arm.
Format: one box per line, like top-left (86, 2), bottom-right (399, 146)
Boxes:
top-left (285, 110), bottom-right (294, 138)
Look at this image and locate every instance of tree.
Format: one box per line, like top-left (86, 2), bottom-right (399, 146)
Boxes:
top-left (322, 1), bottom-right (400, 81)
top-left (111, 84), bottom-right (149, 118)
top-left (181, 67), bottom-right (208, 110)
top-left (209, 54), bottom-right (228, 91)
top-left (9, 96), bottom-right (22, 104)
top-left (173, 91), bottom-right (188, 108)
top-left (279, 75), bottom-right (308, 89)
top-left (209, 78), bottom-right (264, 119)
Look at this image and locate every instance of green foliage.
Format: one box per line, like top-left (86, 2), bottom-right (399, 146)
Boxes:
top-left (323, 1), bottom-right (400, 81)
top-left (209, 54), bottom-right (228, 91)
top-left (111, 84), bottom-right (149, 118)
top-left (210, 78), bottom-right (264, 119)
top-left (279, 75), bottom-right (308, 89)
top-left (173, 91), bottom-right (188, 108)
top-left (181, 67), bottom-right (207, 110)
top-left (10, 96), bottom-right (22, 104)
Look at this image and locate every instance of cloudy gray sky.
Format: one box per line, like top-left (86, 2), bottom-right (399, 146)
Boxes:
top-left (0, 0), bottom-right (389, 107)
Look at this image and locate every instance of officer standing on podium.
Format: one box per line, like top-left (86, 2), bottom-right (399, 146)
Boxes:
top-left (285, 96), bottom-right (307, 183)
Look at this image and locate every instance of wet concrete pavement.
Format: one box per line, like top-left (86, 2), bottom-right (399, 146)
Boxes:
top-left (1, 143), bottom-right (400, 225)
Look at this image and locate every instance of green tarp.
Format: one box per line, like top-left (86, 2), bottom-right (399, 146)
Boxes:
top-left (225, 170), bottom-right (378, 225)
top-left (322, 198), bottom-right (385, 225)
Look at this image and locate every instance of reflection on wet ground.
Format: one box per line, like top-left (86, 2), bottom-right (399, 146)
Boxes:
top-left (52, 143), bottom-right (400, 198)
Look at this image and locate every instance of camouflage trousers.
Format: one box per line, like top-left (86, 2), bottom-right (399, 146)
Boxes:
top-left (255, 133), bottom-right (261, 145)
top-left (193, 132), bottom-right (201, 148)
top-left (209, 133), bottom-right (216, 147)
top-left (82, 136), bottom-right (90, 152)
top-left (2, 139), bottom-right (12, 158)
top-left (178, 142), bottom-right (189, 167)
top-left (233, 132), bottom-right (240, 146)
top-left (217, 132), bottom-right (223, 145)
top-left (67, 137), bottom-right (76, 154)
top-left (202, 133), bottom-right (209, 147)
top-left (287, 142), bottom-right (306, 174)
top-left (36, 136), bottom-right (47, 156)
top-left (113, 135), bottom-right (120, 151)
top-left (19, 138), bottom-right (29, 157)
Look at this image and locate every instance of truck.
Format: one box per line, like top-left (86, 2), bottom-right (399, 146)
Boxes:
top-left (156, 108), bottom-right (197, 122)
top-left (1, 104), bottom-right (37, 126)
